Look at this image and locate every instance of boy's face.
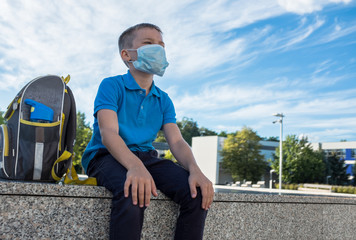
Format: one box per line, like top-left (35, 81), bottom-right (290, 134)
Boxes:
top-left (122, 27), bottom-right (165, 63)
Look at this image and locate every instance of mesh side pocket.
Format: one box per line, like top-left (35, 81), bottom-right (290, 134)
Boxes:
top-left (0, 125), bottom-right (13, 179)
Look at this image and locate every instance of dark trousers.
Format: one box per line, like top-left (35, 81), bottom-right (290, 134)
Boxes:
top-left (87, 149), bottom-right (208, 240)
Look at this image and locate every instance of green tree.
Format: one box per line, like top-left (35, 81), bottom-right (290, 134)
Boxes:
top-left (218, 131), bottom-right (228, 137)
top-left (199, 127), bottom-right (217, 136)
top-left (155, 130), bottom-right (166, 142)
top-left (73, 112), bottom-right (93, 174)
top-left (327, 152), bottom-right (349, 185)
top-left (177, 117), bottom-right (200, 146)
top-left (164, 149), bottom-right (176, 162)
top-left (220, 127), bottom-right (268, 182)
top-left (0, 111), bottom-right (5, 125)
top-left (262, 136), bottom-right (279, 142)
top-left (270, 135), bottom-right (325, 184)
top-left (154, 117), bottom-right (217, 145)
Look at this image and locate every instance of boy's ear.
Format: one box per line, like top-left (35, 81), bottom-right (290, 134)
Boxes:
top-left (121, 49), bottom-right (131, 68)
top-left (121, 49), bottom-right (131, 61)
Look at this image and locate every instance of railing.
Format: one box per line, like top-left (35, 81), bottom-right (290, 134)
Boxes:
top-left (298, 184), bottom-right (332, 192)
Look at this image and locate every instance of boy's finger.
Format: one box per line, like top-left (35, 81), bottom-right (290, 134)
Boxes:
top-left (189, 182), bottom-right (197, 198)
top-left (131, 180), bottom-right (138, 205)
top-left (210, 187), bottom-right (215, 207)
top-left (201, 186), bottom-right (208, 209)
top-left (207, 187), bottom-right (214, 209)
top-left (138, 182), bottom-right (145, 207)
top-left (124, 179), bottom-right (131, 198)
top-left (202, 185), bottom-right (214, 210)
top-left (145, 183), bottom-right (151, 207)
top-left (151, 179), bottom-right (158, 197)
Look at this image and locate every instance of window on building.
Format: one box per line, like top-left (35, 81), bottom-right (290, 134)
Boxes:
top-left (324, 149), bottom-right (346, 159)
top-left (351, 149), bottom-right (356, 159)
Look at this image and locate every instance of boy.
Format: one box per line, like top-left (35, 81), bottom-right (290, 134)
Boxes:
top-left (82, 23), bottom-right (214, 240)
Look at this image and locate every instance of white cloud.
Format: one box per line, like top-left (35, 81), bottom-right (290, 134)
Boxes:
top-left (259, 16), bottom-right (326, 53)
top-left (278, 0), bottom-right (352, 14)
top-left (0, 0), bottom-right (347, 89)
top-left (284, 17), bottom-right (325, 47)
top-left (300, 124), bottom-right (356, 143)
top-left (319, 22), bottom-right (356, 43)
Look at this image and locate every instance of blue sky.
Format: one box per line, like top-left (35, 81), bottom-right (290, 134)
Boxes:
top-left (0, 0), bottom-right (355, 143)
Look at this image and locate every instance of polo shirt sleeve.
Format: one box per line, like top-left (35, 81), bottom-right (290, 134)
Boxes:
top-left (94, 77), bottom-right (122, 117)
top-left (162, 94), bottom-right (176, 125)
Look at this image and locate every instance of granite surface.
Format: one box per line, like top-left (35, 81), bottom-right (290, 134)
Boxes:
top-left (1, 195), bottom-right (111, 239)
top-left (2, 180), bottom-right (356, 204)
top-left (1, 180), bottom-right (356, 239)
top-left (0, 179), bottom-right (112, 198)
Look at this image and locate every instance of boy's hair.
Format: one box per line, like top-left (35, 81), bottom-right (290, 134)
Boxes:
top-left (118, 23), bottom-right (162, 52)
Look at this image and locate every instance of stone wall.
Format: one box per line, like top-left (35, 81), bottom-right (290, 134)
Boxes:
top-left (1, 180), bottom-right (356, 239)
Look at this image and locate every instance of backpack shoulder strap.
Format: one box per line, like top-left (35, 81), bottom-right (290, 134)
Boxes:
top-left (51, 75), bottom-right (97, 185)
top-left (64, 85), bottom-right (76, 153)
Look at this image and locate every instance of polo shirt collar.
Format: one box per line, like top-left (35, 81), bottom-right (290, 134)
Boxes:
top-left (150, 82), bottom-right (161, 97)
top-left (124, 70), bottom-right (161, 97)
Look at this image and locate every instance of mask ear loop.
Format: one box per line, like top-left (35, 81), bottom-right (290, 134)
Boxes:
top-left (121, 49), bottom-right (137, 68)
top-left (126, 49), bottom-right (138, 63)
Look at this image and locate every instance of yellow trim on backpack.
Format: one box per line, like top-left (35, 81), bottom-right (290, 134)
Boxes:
top-left (58, 113), bottom-right (65, 151)
top-left (63, 165), bottom-right (97, 186)
top-left (20, 119), bottom-right (61, 127)
top-left (51, 150), bottom-right (97, 186)
top-left (1, 125), bottom-right (9, 157)
top-left (61, 75), bottom-right (70, 84)
top-left (6, 98), bottom-right (21, 121)
top-left (51, 150), bottom-right (72, 181)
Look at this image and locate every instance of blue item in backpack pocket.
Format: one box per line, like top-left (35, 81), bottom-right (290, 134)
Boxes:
top-left (24, 99), bottom-right (54, 123)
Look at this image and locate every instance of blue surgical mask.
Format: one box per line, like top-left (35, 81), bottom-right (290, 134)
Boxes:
top-left (127, 44), bottom-right (169, 77)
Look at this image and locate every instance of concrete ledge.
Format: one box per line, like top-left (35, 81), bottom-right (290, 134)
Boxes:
top-left (298, 183), bottom-right (332, 193)
top-left (298, 187), bottom-right (331, 193)
top-left (1, 180), bottom-right (356, 239)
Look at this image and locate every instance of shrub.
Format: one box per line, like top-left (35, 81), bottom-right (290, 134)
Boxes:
top-left (275, 183), bottom-right (299, 190)
top-left (332, 185), bottom-right (356, 194)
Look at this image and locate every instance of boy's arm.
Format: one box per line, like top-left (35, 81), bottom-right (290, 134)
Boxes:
top-left (163, 123), bottom-right (214, 210)
top-left (97, 109), bottom-right (158, 207)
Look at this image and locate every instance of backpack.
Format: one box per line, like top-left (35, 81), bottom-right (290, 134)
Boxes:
top-left (0, 75), bottom-right (96, 185)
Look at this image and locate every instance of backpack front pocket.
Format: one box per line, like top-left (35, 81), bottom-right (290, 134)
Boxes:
top-left (17, 119), bottom-right (61, 181)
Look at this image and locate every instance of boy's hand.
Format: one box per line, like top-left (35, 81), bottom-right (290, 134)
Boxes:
top-left (188, 169), bottom-right (214, 210)
top-left (124, 165), bottom-right (158, 207)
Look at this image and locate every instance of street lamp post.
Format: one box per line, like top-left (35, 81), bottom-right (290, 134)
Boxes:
top-left (269, 169), bottom-right (275, 190)
top-left (273, 113), bottom-right (284, 194)
top-left (326, 175), bottom-right (331, 185)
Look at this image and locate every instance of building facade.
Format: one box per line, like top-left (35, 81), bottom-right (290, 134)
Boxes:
top-left (310, 141), bottom-right (356, 178)
top-left (191, 136), bottom-right (279, 185)
top-left (191, 136), bottom-right (356, 185)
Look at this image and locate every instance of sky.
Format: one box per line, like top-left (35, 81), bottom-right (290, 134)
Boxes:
top-left (0, 0), bottom-right (356, 143)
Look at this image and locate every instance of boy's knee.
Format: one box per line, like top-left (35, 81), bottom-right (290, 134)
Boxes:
top-left (112, 191), bottom-right (146, 209)
top-left (179, 187), bottom-right (204, 209)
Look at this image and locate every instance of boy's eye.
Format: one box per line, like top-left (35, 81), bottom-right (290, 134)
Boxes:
top-left (143, 41), bottom-right (152, 44)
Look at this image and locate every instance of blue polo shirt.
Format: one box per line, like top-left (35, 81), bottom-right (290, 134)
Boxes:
top-left (81, 71), bottom-right (176, 172)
